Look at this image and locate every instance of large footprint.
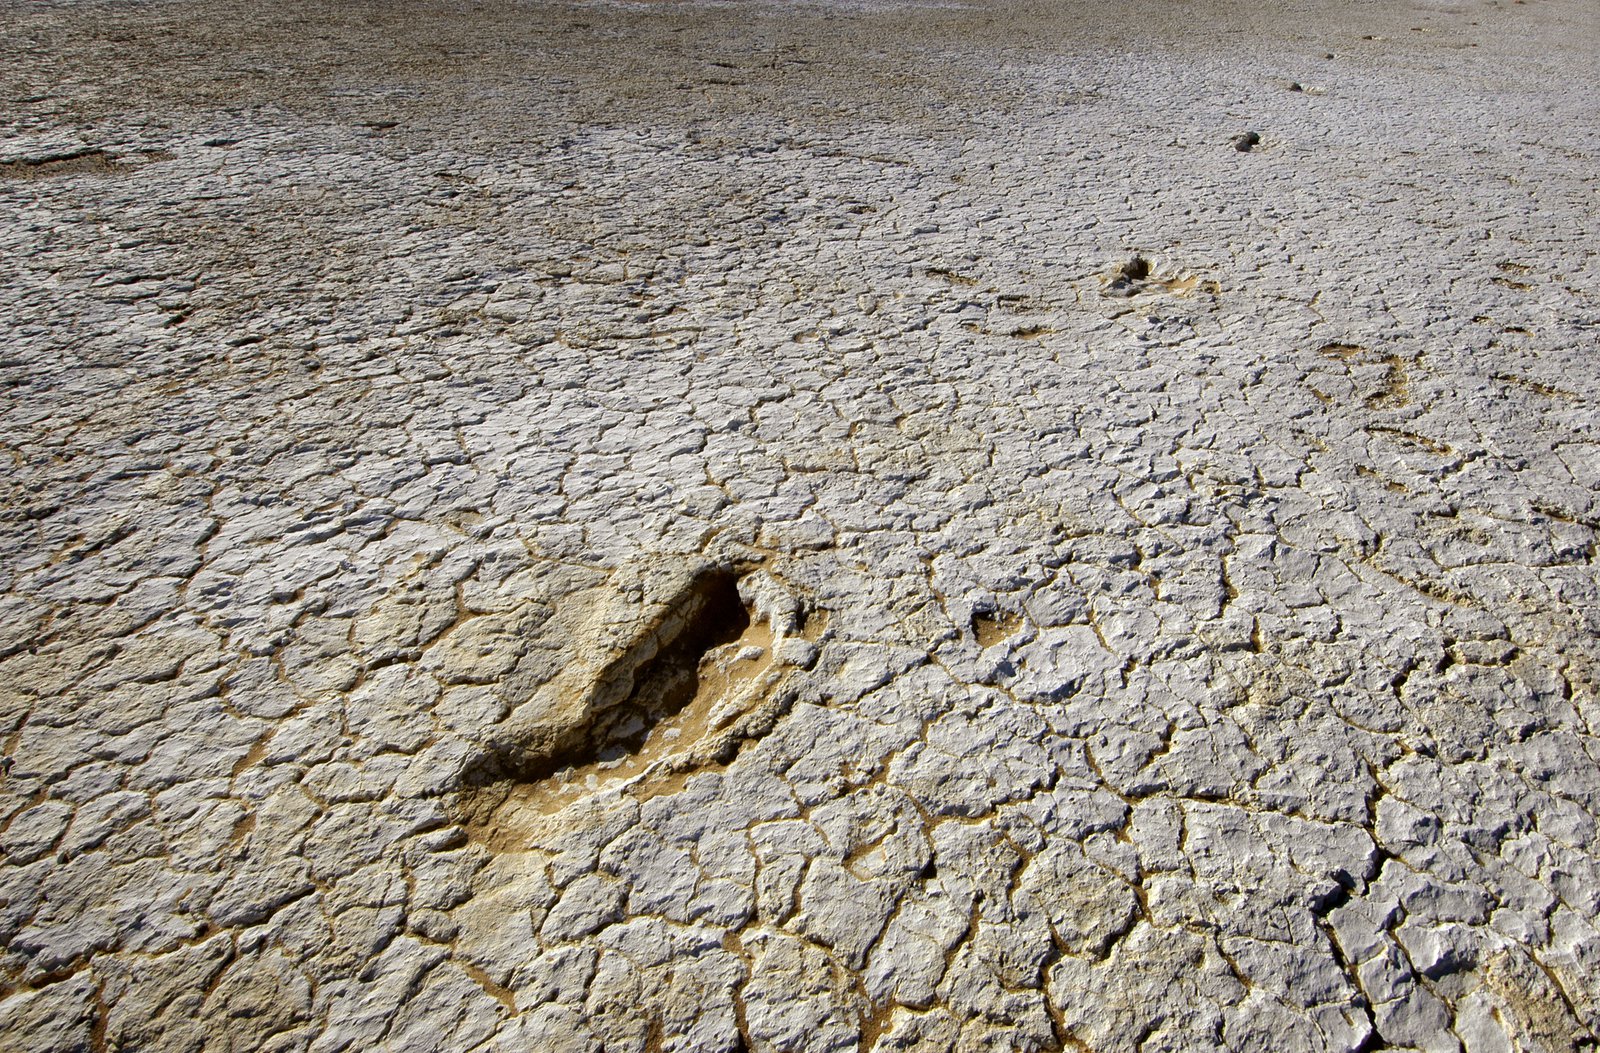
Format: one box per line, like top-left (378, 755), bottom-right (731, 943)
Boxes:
top-left (460, 556), bottom-right (821, 847)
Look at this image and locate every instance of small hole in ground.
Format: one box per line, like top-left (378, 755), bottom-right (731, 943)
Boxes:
top-left (972, 609), bottom-right (1023, 648)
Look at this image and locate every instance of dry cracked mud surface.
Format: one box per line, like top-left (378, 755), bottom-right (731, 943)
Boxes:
top-left (2, 0), bottom-right (1598, 1049)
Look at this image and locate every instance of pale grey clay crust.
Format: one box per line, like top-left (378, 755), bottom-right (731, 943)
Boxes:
top-left (1, 0), bottom-right (1597, 1050)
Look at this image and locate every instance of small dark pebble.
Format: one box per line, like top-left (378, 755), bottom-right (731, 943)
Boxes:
top-left (1233, 131), bottom-right (1262, 152)
top-left (1289, 81), bottom-right (1304, 92)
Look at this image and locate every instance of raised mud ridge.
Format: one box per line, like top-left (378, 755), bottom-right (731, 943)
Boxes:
top-left (0, 147), bottom-right (172, 179)
top-left (462, 563), bottom-right (819, 847)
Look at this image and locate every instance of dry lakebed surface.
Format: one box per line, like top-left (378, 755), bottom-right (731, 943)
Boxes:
top-left (1, 0), bottom-right (1598, 1049)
